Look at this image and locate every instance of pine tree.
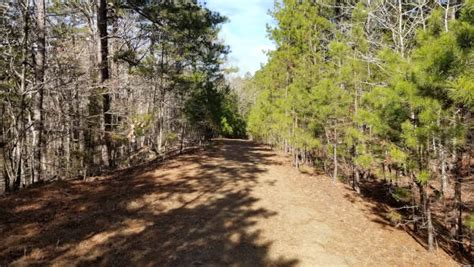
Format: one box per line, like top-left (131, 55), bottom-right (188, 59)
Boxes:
top-left (244, 0), bottom-right (473, 254)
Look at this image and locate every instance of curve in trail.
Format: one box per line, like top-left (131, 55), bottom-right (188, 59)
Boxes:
top-left (0, 139), bottom-right (457, 266)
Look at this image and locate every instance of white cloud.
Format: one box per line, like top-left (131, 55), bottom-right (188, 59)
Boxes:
top-left (205, 0), bottom-right (276, 75)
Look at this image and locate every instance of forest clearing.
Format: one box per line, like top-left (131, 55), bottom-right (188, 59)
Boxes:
top-left (1, 0), bottom-right (474, 265)
top-left (0, 140), bottom-right (459, 266)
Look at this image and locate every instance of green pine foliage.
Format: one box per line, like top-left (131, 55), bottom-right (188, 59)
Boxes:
top-left (244, 0), bottom-right (473, 253)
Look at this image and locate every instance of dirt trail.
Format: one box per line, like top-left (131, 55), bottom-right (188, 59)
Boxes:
top-left (0, 139), bottom-right (457, 266)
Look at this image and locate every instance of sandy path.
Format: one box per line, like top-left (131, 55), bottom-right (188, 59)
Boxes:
top-left (0, 139), bottom-right (457, 266)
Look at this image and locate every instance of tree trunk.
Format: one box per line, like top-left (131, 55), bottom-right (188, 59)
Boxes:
top-left (97, 0), bottom-right (111, 167)
top-left (440, 145), bottom-right (447, 197)
top-left (397, 0), bottom-right (405, 57)
top-left (333, 142), bottom-right (338, 183)
top-left (158, 106), bottom-right (164, 153)
top-left (454, 153), bottom-right (464, 251)
top-left (444, 0), bottom-right (450, 32)
top-left (0, 141), bottom-right (5, 194)
top-left (156, 46), bottom-right (166, 154)
top-left (470, 228), bottom-right (473, 263)
top-left (295, 148), bottom-right (300, 169)
top-left (354, 168), bottom-right (361, 194)
top-left (426, 192), bottom-right (434, 251)
top-left (63, 99), bottom-right (71, 179)
top-left (412, 178), bottom-right (420, 233)
top-left (180, 122), bottom-right (186, 153)
top-left (34, 0), bottom-right (46, 183)
top-left (14, 0), bottom-right (30, 190)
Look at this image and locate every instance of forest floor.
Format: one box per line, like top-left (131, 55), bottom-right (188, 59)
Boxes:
top-left (0, 139), bottom-right (458, 266)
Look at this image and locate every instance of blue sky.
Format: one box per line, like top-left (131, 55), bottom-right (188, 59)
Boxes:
top-left (205, 0), bottom-right (276, 75)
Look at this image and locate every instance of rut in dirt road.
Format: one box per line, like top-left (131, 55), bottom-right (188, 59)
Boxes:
top-left (0, 140), bottom-right (457, 266)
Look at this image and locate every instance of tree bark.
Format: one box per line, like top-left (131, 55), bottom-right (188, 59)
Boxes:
top-left (454, 152), bottom-right (464, 251)
top-left (444, 0), bottom-right (450, 32)
top-left (0, 141), bottom-right (5, 194)
top-left (97, 0), bottom-right (112, 167)
top-left (180, 122), bottom-right (186, 153)
top-left (158, 96), bottom-right (165, 153)
top-left (354, 168), bottom-right (361, 194)
top-left (426, 191), bottom-right (434, 251)
top-left (14, 0), bottom-right (31, 190)
top-left (440, 145), bottom-right (447, 197)
top-left (412, 181), bottom-right (418, 233)
top-left (397, 0), bottom-right (405, 57)
top-left (34, 0), bottom-right (46, 183)
top-left (333, 142), bottom-right (338, 182)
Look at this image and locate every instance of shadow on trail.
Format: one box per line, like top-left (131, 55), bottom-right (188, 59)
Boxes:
top-left (0, 139), bottom-right (298, 266)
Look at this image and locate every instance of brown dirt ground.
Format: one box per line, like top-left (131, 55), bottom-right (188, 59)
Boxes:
top-left (0, 139), bottom-right (458, 266)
